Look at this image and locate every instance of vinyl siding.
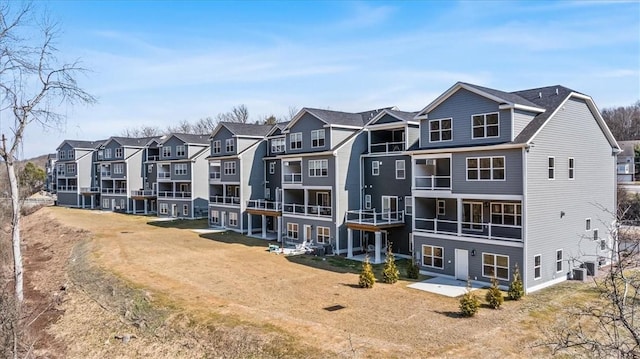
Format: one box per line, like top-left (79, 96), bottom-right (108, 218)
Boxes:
top-left (287, 113), bottom-right (326, 153)
top-left (512, 109), bottom-right (537, 140)
top-left (210, 127), bottom-right (234, 156)
top-left (363, 155), bottom-right (412, 211)
top-left (525, 97), bottom-right (616, 290)
top-left (451, 149), bottom-right (523, 195)
top-left (331, 128), bottom-right (358, 150)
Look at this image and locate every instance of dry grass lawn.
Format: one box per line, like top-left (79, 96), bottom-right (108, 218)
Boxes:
top-left (40, 206), bottom-right (600, 358)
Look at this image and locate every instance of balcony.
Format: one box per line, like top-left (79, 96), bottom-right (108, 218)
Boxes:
top-left (131, 189), bottom-right (157, 198)
top-left (414, 175), bottom-right (451, 190)
top-left (283, 173), bottom-right (302, 184)
top-left (370, 141), bottom-right (405, 153)
top-left (147, 155), bottom-right (159, 162)
top-left (209, 172), bottom-right (221, 181)
top-left (101, 171), bottom-right (111, 178)
top-left (57, 185), bottom-right (77, 192)
top-left (414, 158), bottom-right (451, 191)
top-left (414, 218), bottom-right (522, 242)
top-left (101, 188), bottom-right (127, 195)
top-left (346, 210), bottom-right (405, 228)
top-left (158, 191), bottom-right (192, 198)
top-left (158, 172), bottom-right (171, 179)
top-left (247, 199), bottom-right (282, 211)
top-left (283, 204), bottom-right (331, 217)
top-left (80, 187), bottom-right (100, 193)
top-left (209, 195), bottom-right (240, 205)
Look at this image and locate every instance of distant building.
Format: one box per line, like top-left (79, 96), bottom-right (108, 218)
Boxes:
top-left (617, 140), bottom-right (640, 182)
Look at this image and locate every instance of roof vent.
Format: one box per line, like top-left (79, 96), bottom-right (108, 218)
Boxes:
top-left (538, 92), bottom-right (542, 98)
top-left (555, 88), bottom-right (559, 95)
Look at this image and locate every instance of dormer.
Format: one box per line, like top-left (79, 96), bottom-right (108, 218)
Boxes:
top-left (208, 122), bottom-right (272, 158)
top-left (160, 134), bottom-right (209, 160)
top-left (266, 122), bottom-right (288, 157)
top-left (365, 109), bottom-right (419, 153)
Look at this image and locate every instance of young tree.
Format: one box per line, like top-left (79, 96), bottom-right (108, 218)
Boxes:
top-left (0, 3), bottom-right (96, 302)
top-left (382, 243), bottom-right (399, 284)
top-left (508, 263), bottom-right (524, 301)
top-left (358, 255), bottom-right (375, 288)
top-left (459, 278), bottom-right (480, 317)
top-left (485, 277), bottom-right (504, 309)
top-left (18, 162), bottom-right (45, 197)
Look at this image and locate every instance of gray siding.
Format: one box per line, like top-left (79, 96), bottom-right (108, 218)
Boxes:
top-left (363, 155), bottom-right (412, 211)
top-left (283, 217), bottom-right (337, 244)
top-left (302, 156), bottom-right (335, 187)
top-left (237, 138), bottom-right (258, 155)
top-left (512, 109), bottom-right (536, 140)
top-left (287, 113), bottom-right (327, 153)
top-left (525, 97), bottom-right (616, 290)
top-left (220, 159), bottom-right (240, 182)
top-left (56, 192), bottom-right (78, 207)
top-left (243, 141), bottom-right (267, 201)
top-left (210, 127), bottom-right (235, 156)
top-left (265, 159), bottom-right (282, 199)
top-left (420, 89), bottom-right (512, 149)
top-left (451, 149), bottom-right (523, 195)
top-left (407, 124), bottom-right (420, 148)
top-left (330, 128), bottom-right (357, 150)
top-left (170, 161), bottom-right (192, 181)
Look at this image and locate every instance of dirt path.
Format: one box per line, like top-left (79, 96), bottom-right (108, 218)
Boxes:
top-left (28, 206), bottom-right (595, 358)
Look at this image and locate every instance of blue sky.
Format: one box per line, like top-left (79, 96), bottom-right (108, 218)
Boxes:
top-left (13, 0), bottom-right (640, 158)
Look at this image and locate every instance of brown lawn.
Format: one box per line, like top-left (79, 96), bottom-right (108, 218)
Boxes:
top-left (36, 206), bottom-right (598, 358)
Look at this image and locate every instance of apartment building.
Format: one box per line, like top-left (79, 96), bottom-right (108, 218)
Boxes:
top-left (45, 153), bottom-right (57, 193)
top-left (55, 139), bottom-right (105, 208)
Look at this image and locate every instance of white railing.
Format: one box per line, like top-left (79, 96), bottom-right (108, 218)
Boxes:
top-left (101, 188), bottom-right (128, 194)
top-left (209, 172), bottom-right (221, 180)
top-left (101, 172), bottom-right (111, 177)
top-left (283, 173), bottom-right (302, 183)
top-left (158, 191), bottom-right (191, 198)
top-left (414, 175), bottom-right (451, 190)
top-left (147, 155), bottom-right (159, 161)
top-left (57, 185), bottom-right (77, 191)
top-left (158, 172), bottom-right (171, 179)
top-left (414, 217), bottom-right (522, 242)
top-left (80, 187), bottom-right (100, 193)
top-left (131, 189), bottom-right (156, 197)
top-left (346, 210), bottom-right (405, 225)
top-left (370, 141), bottom-right (405, 153)
top-left (283, 203), bottom-right (332, 217)
top-left (247, 199), bottom-right (282, 211)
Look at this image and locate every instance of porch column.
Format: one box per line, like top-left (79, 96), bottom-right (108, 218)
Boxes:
top-left (374, 231), bottom-right (382, 264)
top-left (303, 189), bottom-right (308, 215)
top-left (144, 199), bottom-right (148, 214)
top-left (261, 214), bottom-right (267, 239)
top-left (133, 200), bottom-right (137, 214)
top-left (347, 228), bottom-right (353, 258)
top-left (277, 216), bottom-right (282, 243)
top-left (457, 197), bottom-right (463, 236)
top-left (91, 195), bottom-right (94, 209)
top-left (247, 213), bottom-right (252, 236)
top-left (81, 195), bottom-right (85, 208)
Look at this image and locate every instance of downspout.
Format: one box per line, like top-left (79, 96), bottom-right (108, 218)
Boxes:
top-left (522, 145), bottom-right (529, 293)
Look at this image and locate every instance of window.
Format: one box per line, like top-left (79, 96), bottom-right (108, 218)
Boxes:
top-left (472, 113), bottom-right (499, 138)
top-left (534, 254), bottom-right (541, 280)
top-left (316, 192), bottom-right (330, 207)
top-left (568, 157), bottom-right (575, 179)
top-left (309, 159), bottom-right (328, 177)
top-left (174, 163), bottom-right (187, 175)
top-left (405, 196), bottom-right (412, 215)
top-left (183, 204), bottom-right (189, 216)
top-left (466, 156), bottom-right (505, 180)
top-left (120, 199), bottom-right (125, 209)
top-left (422, 245), bottom-right (444, 269)
top-left (265, 187), bottom-right (270, 200)
top-left (372, 161), bottom-right (380, 176)
top-left (548, 157), bottom-right (555, 179)
top-left (593, 229), bottom-right (599, 241)
top-left (556, 250), bottom-right (563, 272)
top-left (482, 253), bottom-right (509, 280)
top-left (176, 145), bottom-right (186, 157)
top-left (290, 132), bottom-right (302, 149)
top-left (463, 202), bottom-right (483, 230)
top-left (395, 160), bottom-right (405, 179)
top-left (287, 223), bottom-right (299, 240)
top-left (225, 139), bottom-right (234, 152)
top-left (490, 203), bottom-right (522, 226)
top-left (57, 164), bottom-right (65, 175)
top-left (115, 148), bottom-right (123, 158)
top-left (311, 129), bottom-right (325, 147)
top-left (317, 226), bottom-right (330, 243)
top-left (102, 199), bottom-right (109, 209)
top-left (162, 146), bottom-right (171, 158)
top-left (269, 162), bottom-right (275, 174)
top-left (148, 164), bottom-right (154, 174)
top-left (113, 163), bottom-right (124, 174)
top-left (211, 210), bottom-right (219, 224)
top-left (68, 150), bottom-right (74, 159)
top-left (58, 150), bottom-right (66, 160)
top-left (66, 163), bottom-right (76, 174)
top-left (213, 140), bottom-right (221, 154)
top-left (437, 200), bottom-right (446, 216)
top-left (271, 138), bottom-right (285, 153)
top-left (429, 118), bottom-right (452, 142)
top-left (586, 218), bottom-right (591, 231)
top-left (229, 212), bottom-right (238, 226)
top-left (159, 203), bottom-right (168, 214)
top-left (105, 148), bottom-right (112, 158)
top-left (224, 162), bottom-right (236, 175)
top-left (364, 194), bottom-right (372, 209)
top-left (97, 150), bottom-right (103, 160)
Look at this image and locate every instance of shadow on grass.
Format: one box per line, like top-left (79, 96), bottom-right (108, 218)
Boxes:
top-left (199, 231), bottom-right (274, 248)
top-left (286, 255), bottom-right (423, 282)
top-left (147, 218), bottom-right (209, 230)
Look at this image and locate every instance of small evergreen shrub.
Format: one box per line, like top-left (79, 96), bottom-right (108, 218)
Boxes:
top-left (508, 263), bottom-right (525, 301)
top-left (406, 258), bottom-right (420, 279)
top-left (382, 243), bottom-right (399, 284)
top-left (459, 279), bottom-right (480, 317)
top-left (485, 277), bottom-right (504, 309)
top-left (359, 255), bottom-right (375, 288)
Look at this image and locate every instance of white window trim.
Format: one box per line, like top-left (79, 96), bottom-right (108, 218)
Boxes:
top-left (308, 159), bottom-right (328, 177)
top-left (317, 226), bottom-right (330, 243)
top-left (183, 204), bottom-right (189, 216)
top-left (395, 159), bottom-right (405, 180)
top-left (271, 137), bottom-right (285, 153)
top-left (568, 157), bottom-right (575, 180)
top-left (585, 218), bottom-right (591, 231)
top-left (176, 145), bottom-right (186, 157)
top-left (421, 244), bottom-right (444, 269)
top-left (482, 252), bottom-right (510, 281)
top-left (364, 194), bottom-right (372, 209)
top-left (548, 156), bottom-right (555, 180)
top-left (113, 163), bottom-right (124, 175)
top-left (404, 196), bottom-right (412, 215)
top-left (490, 202), bottom-right (522, 226)
top-left (102, 199), bottom-right (109, 209)
top-left (463, 201), bottom-right (483, 231)
top-left (174, 163), bottom-right (187, 175)
top-left (159, 203), bottom-right (168, 214)
top-left (228, 212), bottom-right (238, 227)
top-left (471, 112), bottom-right (500, 139)
top-left (162, 147), bottom-right (171, 158)
top-left (269, 162), bottom-right (276, 174)
top-left (224, 162), bottom-right (236, 175)
top-left (593, 228), bottom-right (599, 241)
top-left (213, 140), bottom-right (221, 154)
top-left (372, 161), bottom-right (380, 176)
top-left (466, 156), bottom-right (506, 181)
top-left (437, 200), bottom-right (446, 216)
top-left (68, 149), bottom-right (74, 159)
top-left (311, 129), bottom-right (325, 148)
top-left (556, 249), bottom-right (563, 273)
top-left (225, 138), bottom-right (234, 153)
top-left (290, 132), bottom-right (302, 150)
top-left (210, 210), bottom-right (219, 224)
top-left (428, 118), bottom-right (453, 143)
top-left (533, 254), bottom-right (542, 280)
top-left (287, 222), bottom-right (299, 240)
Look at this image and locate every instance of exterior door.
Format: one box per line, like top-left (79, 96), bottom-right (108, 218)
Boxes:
top-left (455, 249), bottom-right (469, 280)
top-left (463, 202), bottom-right (483, 230)
top-left (304, 225), bottom-right (312, 243)
top-left (171, 204), bottom-right (177, 217)
top-left (382, 196), bottom-right (398, 220)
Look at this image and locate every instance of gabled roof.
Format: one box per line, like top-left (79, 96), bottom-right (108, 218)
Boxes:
top-left (162, 133), bottom-right (210, 145)
top-left (57, 139), bottom-right (106, 150)
top-left (104, 136), bottom-right (152, 148)
top-left (286, 107), bottom-right (393, 131)
top-left (210, 122), bottom-right (273, 139)
top-left (266, 121), bottom-right (289, 137)
top-left (366, 109), bottom-right (419, 126)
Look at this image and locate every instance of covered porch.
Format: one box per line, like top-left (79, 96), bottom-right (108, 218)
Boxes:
top-left (246, 203), bottom-right (283, 242)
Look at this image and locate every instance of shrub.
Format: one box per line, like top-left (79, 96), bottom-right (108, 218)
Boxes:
top-left (358, 255), bottom-right (375, 288)
top-left (485, 277), bottom-right (504, 309)
top-left (459, 279), bottom-right (480, 317)
top-left (382, 243), bottom-right (399, 284)
top-left (406, 258), bottom-right (420, 279)
top-left (508, 263), bottom-right (525, 301)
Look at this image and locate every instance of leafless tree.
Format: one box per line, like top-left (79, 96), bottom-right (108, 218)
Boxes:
top-left (216, 104), bottom-right (249, 123)
top-left (191, 116), bottom-right (218, 135)
top-left (0, 2), bottom-right (96, 306)
top-left (287, 105), bottom-right (299, 121)
top-left (602, 101), bottom-right (640, 141)
top-left (121, 125), bottom-right (162, 138)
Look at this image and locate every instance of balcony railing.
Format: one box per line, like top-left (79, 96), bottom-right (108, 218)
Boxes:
top-left (209, 195), bottom-right (240, 205)
top-left (283, 173), bottom-right (302, 183)
top-left (101, 188), bottom-right (128, 194)
top-left (158, 191), bottom-right (192, 198)
top-left (80, 186), bottom-right (100, 193)
top-left (158, 172), bottom-right (171, 179)
top-left (131, 189), bottom-right (157, 197)
top-left (209, 172), bottom-right (221, 180)
top-left (247, 199), bottom-right (282, 211)
top-left (370, 141), bottom-right (405, 153)
top-left (283, 204), bottom-right (332, 217)
top-left (147, 155), bottom-right (159, 161)
top-left (346, 210), bottom-right (405, 225)
top-left (414, 217), bottom-right (522, 242)
top-left (414, 175), bottom-right (451, 190)
top-left (57, 185), bottom-right (77, 192)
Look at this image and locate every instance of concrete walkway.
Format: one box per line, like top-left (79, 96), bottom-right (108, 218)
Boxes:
top-left (408, 276), bottom-right (482, 297)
